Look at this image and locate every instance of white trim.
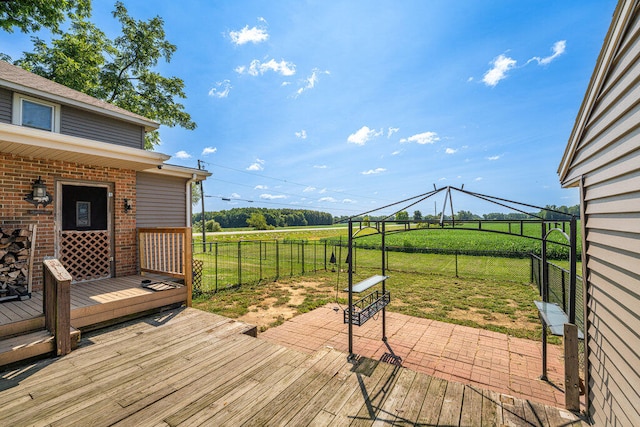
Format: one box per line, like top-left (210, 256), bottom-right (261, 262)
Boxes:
top-left (12, 93), bottom-right (61, 133)
top-left (145, 163), bottom-right (211, 180)
top-left (0, 122), bottom-right (169, 170)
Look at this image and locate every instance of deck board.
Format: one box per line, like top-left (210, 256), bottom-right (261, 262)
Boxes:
top-left (0, 308), bottom-right (587, 426)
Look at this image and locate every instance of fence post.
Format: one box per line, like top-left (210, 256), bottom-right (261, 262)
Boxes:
top-left (238, 241), bottom-right (242, 286)
top-left (259, 241), bottom-right (263, 281)
top-left (324, 241), bottom-right (327, 271)
top-left (275, 239), bottom-right (280, 279)
top-left (215, 242), bottom-right (218, 293)
top-left (301, 241), bottom-right (305, 275)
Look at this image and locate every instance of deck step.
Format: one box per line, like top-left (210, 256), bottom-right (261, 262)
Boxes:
top-left (0, 328), bottom-right (81, 368)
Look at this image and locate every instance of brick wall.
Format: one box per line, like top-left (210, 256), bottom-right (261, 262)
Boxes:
top-left (0, 152), bottom-right (138, 291)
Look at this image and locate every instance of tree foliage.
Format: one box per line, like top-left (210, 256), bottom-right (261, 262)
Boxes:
top-left (246, 213), bottom-right (270, 230)
top-left (10, 1), bottom-right (195, 148)
top-left (0, 0), bottom-right (90, 34)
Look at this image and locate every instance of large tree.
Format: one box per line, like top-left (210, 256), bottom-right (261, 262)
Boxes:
top-left (11, 2), bottom-right (195, 148)
top-left (0, 0), bottom-right (90, 33)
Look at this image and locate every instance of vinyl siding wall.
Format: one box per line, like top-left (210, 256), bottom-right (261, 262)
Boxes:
top-left (562, 4), bottom-right (640, 426)
top-left (61, 106), bottom-right (145, 148)
top-left (0, 88), bottom-right (145, 147)
top-left (0, 88), bottom-right (11, 123)
top-left (136, 172), bottom-right (188, 227)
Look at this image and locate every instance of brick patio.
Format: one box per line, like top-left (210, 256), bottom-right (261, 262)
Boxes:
top-left (259, 304), bottom-right (581, 410)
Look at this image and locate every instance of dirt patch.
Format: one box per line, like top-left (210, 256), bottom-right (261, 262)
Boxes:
top-left (237, 281), bottom-right (326, 331)
top-left (448, 307), bottom-right (537, 331)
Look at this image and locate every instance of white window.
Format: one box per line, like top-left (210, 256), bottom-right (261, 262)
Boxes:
top-left (12, 94), bottom-right (60, 132)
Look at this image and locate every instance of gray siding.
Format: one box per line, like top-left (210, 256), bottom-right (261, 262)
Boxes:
top-left (61, 106), bottom-right (145, 148)
top-left (136, 172), bottom-right (187, 227)
top-left (0, 88), bottom-right (11, 123)
top-left (563, 4), bottom-right (640, 426)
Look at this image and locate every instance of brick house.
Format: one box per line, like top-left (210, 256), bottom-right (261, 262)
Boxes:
top-left (0, 60), bottom-right (209, 293)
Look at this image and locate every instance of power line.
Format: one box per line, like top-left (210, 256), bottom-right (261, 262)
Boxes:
top-left (204, 162), bottom-right (392, 204)
top-left (204, 194), bottom-right (371, 214)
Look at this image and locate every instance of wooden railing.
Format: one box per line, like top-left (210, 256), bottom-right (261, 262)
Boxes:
top-left (43, 258), bottom-right (72, 356)
top-left (137, 227), bottom-right (193, 306)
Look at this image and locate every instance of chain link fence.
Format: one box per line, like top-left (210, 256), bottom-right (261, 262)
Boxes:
top-left (193, 240), bottom-right (331, 293)
top-left (531, 254), bottom-right (585, 372)
top-left (193, 240), bottom-right (539, 294)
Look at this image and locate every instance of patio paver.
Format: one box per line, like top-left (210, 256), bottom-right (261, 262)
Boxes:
top-left (259, 304), bottom-right (581, 410)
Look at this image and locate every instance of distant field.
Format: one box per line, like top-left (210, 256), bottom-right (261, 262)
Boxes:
top-left (194, 221), bottom-right (580, 260)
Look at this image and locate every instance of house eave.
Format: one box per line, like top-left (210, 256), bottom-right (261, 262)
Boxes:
top-left (144, 163), bottom-right (212, 181)
top-left (558, 0), bottom-right (635, 182)
top-left (0, 123), bottom-right (170, 171)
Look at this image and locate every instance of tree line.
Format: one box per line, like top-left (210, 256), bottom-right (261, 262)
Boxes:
top-left (193, 208), bottom-right (333, 230)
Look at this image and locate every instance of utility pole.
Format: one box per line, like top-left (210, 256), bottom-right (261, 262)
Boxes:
top-left (198, 160), bottom-right (206, 252)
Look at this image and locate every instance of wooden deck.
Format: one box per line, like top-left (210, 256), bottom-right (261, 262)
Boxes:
top-left (0, 308), bottom-right (586, 426)
top-left (0, 275), bottom-right (187, 338)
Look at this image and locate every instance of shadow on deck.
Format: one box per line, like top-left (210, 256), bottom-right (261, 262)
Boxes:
top-left (0, 307), bottom-right (587, 426)
top-left (0, 274), bottom-right (200, 367)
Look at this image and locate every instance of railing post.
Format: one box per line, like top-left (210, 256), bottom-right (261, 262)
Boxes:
top-left (43, 259), bottom-right (72, 356)
top-left (564, 323), bottom-right (580, 411)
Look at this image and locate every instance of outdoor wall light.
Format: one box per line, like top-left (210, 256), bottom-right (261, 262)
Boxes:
top-left (25, 176), bottom-right (52, 207)
top-left (124, 198), bottom-right (133, 213)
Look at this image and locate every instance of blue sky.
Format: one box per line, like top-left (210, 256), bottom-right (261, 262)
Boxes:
top-left (1, 1), bottom-right (618, 217)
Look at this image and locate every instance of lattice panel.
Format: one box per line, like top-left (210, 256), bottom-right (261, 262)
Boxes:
top-left (60, 231), bottom-right (110, 282)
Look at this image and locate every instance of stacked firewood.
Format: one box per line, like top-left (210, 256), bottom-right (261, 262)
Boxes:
top-left (0, 226), bottom-right (34, 298)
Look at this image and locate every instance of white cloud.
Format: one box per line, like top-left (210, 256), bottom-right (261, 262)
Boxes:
top-left (530, 40), bottom-right (566, 65)
top-left (487, 155), bottom-right (501, 161)
top-left (295, 69), bottom-right (330, 96)
top-left (475, 177), bottom-right (483, 181)
top-left (348, 126), bottom-right (383, 145)
top-left (303, 186), bottom-right (316, 193)
top-left (295, 130), bottom-right (307, 139)
top-left (483, 54), bottom-right (517, 87)
top-left (342, 198), bottom-right (356, 204)
top-left (313, 165), bottom-right (327, 169)
top-left (202, 147), bottom-right (217, 155)
top-left (231, 193), bottom-right (241, 199)
top-left (391, 150), bottom-right (402, 156)
top-left (254, 184), bottom-right (268, 190)
top-left (238, 58), bottom-right (296, 77)
top-left (400, 131), bottom-right (439, 145)
top-left (260, 194), bottom-right (287, 200)
top-left (387, 127), bottom-right (400, 138)
top-left (361, 168), bottom-right (386, 175)
top-left (208, 80), bottom-right (231, 98)
top-left (247, 158), bottom-right (265, 171)
top-left (439, 177), bottom-right (447, 181)
top-left (319, 196), bottom-right (337, 203)
top-left (318, 188), bottom-right (327, 194)
top-left (228, 22), bottom-right (269, 45)
top-left (445, 148), bottom-right (457, 154)
top-left (175, 150), bottom-right (191, 159)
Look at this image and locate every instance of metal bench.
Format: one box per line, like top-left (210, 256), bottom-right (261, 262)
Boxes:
top-left (343, 274), bottom-right (388, 293)
top-left (534, 301), bottom-right (583, 338)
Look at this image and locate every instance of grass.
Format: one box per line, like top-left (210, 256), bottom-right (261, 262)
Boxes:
top-left (193, 252), bottom-right (558, 342)
top-left (192, 223), bottom-right (578, 343)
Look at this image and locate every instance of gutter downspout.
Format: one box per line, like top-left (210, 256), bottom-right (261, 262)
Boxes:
top-left (186, 173), bottom-right (198, 227)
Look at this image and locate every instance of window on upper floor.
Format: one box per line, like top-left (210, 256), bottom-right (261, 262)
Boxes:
top-left (12, 94), bottom-right (60, 132)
